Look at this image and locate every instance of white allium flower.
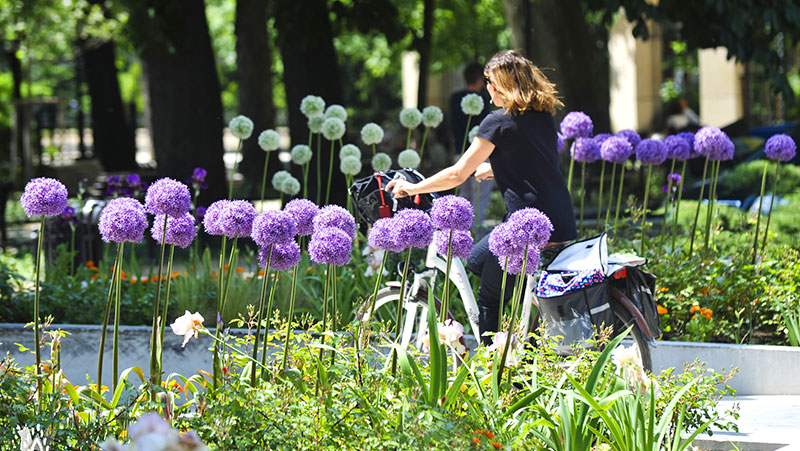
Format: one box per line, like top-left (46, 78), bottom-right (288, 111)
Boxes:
top-left (468, 125), bottom-right (480, 143)
top-left (397, 149), bottom-right (421, 169)
top-left (460, 93), bottom-right (484, 116)
top-left (321, 117), bottom-right (346, 141)
top-left (324, 104), bottom-right (348, 122)
top-left (360, 122), bottom-right (384, 146)
top-left (272, 170), bottom-right (291, 191)
top-left (339, 144), bottom-right (361, 160)
top-left (308, 116), bottom-right (325, 134)
top-left (340, 155), bottom-right (362, 176)
top-left (300, 95), bottom-right (325, 118)
top-left (422, 106), bottom-right (444, 128)
top-left (399, 107), bottom-right (423, 129)
top-left (371, 152), bottom-right (392, 172)
top-left (170, 310), bottom-right (205, 347)
top-left (281, 176), bottom-right (301, 196)
top-left (291, 144), bottom-right (312, 165)
top-left (228, 115), bottom-right (254, 140)
top-left (258, 129), bottom-right (281, 151)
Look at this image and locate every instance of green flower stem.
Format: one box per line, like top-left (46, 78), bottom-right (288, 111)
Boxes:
top-left (688, 153), bottom-right (711, 257)
top-left (659, 158), bottom-right (677, 245)
top-left (391, 248), bottom-right (413, 375)
top-left (149, 215), bottom-right (169, 386)
top-left (303, 162), bottom-right (310, 200)
top-left (368, 251), bottom-right (388, 319)
top-left (671, 160), bottom-right (687, 252)
top-left (261, 271), bottom-right (279, 369)
top-left (497, 256), bottom-right (509, 331)
top-left (315, 133), bottom-right (322, 204)
top-left (345, 175), bottom-right (352, 213)
top-left (406, 128), bottom-right (412, 150)
top-left (473, 184), bottom-right (481, 235)
top-left (329, 265), bottom-right (338, 365)
top-left (259, 153), bottom-right (271, 212)
top-left (419, 128), bottom-right (430, 160)
top-left (112, 242), bottom-right (125, 391)
top-left (221, 238), bottom-right (238, 315)
top-left (498, 245), bottom-right (529, 383)
top-left (213, 236), bottom-right (228, 389)
top-left (460, 116), bottom-right (472, 155)
top-left (760, 161), bottom-right (782, 256)
top-left (325, 141), bottom-right (335, 205)
top-left (752, 163), bottom-right (769, 264)
top-left (567, 157), bottom-right (575, 196)
top-left (251, 245), bottom-right (273, 386)
top-left (596, 160), bottom-right (606, 228)
top-left (96, 246), bottom-right (121, 391)
top-left (69, 226), bottom-right (75, 276)
top-left (200, 329), bottom-right (271, 372)
top-left (158, 244), bottom-right (176, 362)
top-left (703, 160), bottom-right (720, 251)
top-left (316, 264), bottom-right (331, 395)
top-left (604, 163), bottom-right (617, 226)
top-left (440, 230), bottom-right (454, 323)
top-left (32, 216), bottom-right (45, 395)
top-left (281, 264), bottom-right (300, 371)
top-left (579, 162), bottom-right (586, 234)
top-left (614, 164), bottom-right (627, 230)
top-left (228, 139), bottom-right (242, 199)
top-left (640, 165), bottom-right (653, 256)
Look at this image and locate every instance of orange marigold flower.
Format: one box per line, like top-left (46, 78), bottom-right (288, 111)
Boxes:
top-left (656, 287), bottom-right (669, 293)
top-left (472, 437), bottom-right (481, 445)
top-left (130, 278), bottom-right (138, 284)
top-left (485, 431), bottom-right (495, 439)
top-left (491, 442), bottom-right (503, 449)
top-left (657, 305), bottom-right (668, 315)
top-left (85, 260), bottom-right (98, 270)
top-left (704, 313), bottom-right (712, 320)
top-left (235, 266), bottom-right (245, 273)
top-left (692, 314), bottom-right (697, 320)
top-left (224, 264), bottom-right (230, 270)
top-left (167, 379), bottom-right (184, 393)
top-left (171, 271), bottom-right (181, 278)
top-left (689, 305), bottom-right (700, 313)
top-left (258, 269), bottom-right (265, 277)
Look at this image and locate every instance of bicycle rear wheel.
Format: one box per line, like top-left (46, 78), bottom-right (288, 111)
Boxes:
top-left (610, 301), bottom-right (654, 372)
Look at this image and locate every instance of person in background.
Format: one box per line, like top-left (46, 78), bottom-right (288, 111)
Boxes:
top-left (389, 50), bottom-right (577, 341)
top-left (449, 63), bottom-right (493, 229)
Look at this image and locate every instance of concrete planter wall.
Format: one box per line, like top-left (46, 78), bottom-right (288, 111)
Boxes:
top-left (2, 323), bottom-right (800, 396)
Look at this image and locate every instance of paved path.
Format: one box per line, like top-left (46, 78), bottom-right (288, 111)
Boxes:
top-left (694, 396), bottom-right (800, 451)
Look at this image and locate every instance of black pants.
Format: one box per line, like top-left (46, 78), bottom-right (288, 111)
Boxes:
top-left (467, 231), bottom-right (565, 344)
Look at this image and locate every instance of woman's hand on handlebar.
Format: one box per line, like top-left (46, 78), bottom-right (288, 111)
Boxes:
top-left (385, 179), bottom-right (416, 199)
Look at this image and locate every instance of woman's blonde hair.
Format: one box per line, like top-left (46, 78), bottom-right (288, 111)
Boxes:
top-left (484, 50), bottom-right (563, 115)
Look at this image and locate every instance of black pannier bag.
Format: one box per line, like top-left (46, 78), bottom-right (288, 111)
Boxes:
top-left (349, 169), bottom-right (437, 225)
top-left (535, 234), bottom-right (615, 355)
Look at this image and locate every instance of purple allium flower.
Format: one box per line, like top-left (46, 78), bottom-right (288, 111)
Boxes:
top-left (126, 174), bottom-right (141, 187)
top-left (145, 178), bottom-right (192, 217)
top-left (195, 206), bottom-right (206, 222)
top-left (501, 247), bottom-right (542, 275)
top-left (151, 212), bottom-right (197, 248)
top-left (312, 205), bottom-right (356, 239)
top-left (600, 136), bottom-right (632, 164)
top-left (430, 195), bottom-right (473, 231)
top-left (571, 137), bottom-right (601, 163)
top-left (20, 177), bottom-right (69, 217)
top-left (259, 240), bottom-right (301, 271)
top-left (764, 134), bottom-right (797, 162)
top-left (368, 218), bottom-right (404, 253)
top-left (283, 198), bottom-right (319, 236)
top-left (694, 126), bottom-right (733, 161)
top-left (189, 167), bottom-right (208, 190)
top-left (636, 139), bottom-right (667, 165)
top-left (592, 133), bottom-right (612, 147)
top-left (392, 208), bottom-right (434, 250)
top-left (59, 206), bottom-right (79, 227)
top-left (434, 229), bottom-right (473, 259)
top-left (507, 208), bottom-right (553, 249)
top-left (663, 135), bottom-right (692, 161)
top-left (203, 200), bottom-right (230, 236)
top-left (488, 222), bottom-right (525, 258)
top-left (309, 228), bottom-right (352, 266)
top-left (557, 133), bottom-right (565, 153)
top-left (251, 210), bottom-right (297, 246)
top-left (560, 112), bottom-right (593, 139)
top-left (98, 197), bottom-right (148, 243)
top-left (218, 200), bottom-right (256, 239)
top-left (675, 131), bottom-right (696, 157)
top-left (616, 129), bottom-right (642, 149)
top-left (662, 173), bottom-right (683, 193)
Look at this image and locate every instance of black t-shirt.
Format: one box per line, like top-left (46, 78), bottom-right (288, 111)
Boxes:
top-left (477, 108), bottom-right (577, 243)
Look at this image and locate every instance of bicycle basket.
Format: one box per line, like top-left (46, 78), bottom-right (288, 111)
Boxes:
top-left (349, 169), bottom-right (437, 225)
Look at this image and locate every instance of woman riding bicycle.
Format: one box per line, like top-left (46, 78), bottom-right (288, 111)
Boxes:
top-left (387, 50), bottom-right (577, 342)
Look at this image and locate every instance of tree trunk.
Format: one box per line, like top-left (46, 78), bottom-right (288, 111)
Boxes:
top-left (128, 0), bottom-right (227, 203)
top-left (275, 0), bottom-right (344, 205)
top-left (235, 0), bottom-right (278, 197)
top-left (504, 0), bottom-right (610, 132)
top-left (4, 40), bottom-right (25, 183)
top-left (416, 0), bottom-right (434, 108)
top-left (82, 38), bottom-right (138, 171)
